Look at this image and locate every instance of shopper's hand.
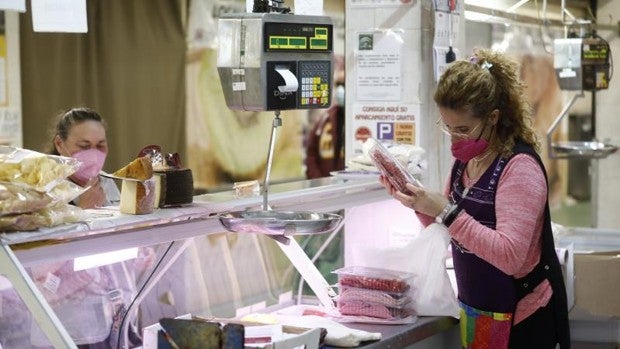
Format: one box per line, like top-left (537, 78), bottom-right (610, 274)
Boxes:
top-left (379, 174), bottom-right (397, 195)
top-left (394, 183), bottom-right (448, 217)
top-left (381, 175), bottom-right (449, 216)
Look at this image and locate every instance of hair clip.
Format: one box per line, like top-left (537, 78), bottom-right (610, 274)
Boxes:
top-left (469, 55), bottom-right (478, 64)
top-left (480, 61), bottom-right (493, 70)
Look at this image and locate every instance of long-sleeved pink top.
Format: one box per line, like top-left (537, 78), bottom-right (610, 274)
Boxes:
top-left (417, 154), bottom-right (552, 324)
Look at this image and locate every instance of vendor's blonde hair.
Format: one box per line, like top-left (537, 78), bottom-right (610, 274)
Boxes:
top-left (434, 49), bottom-right (540, 157)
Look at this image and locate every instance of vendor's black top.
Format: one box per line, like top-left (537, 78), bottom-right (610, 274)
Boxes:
top-left (448, 141), bottom-right (570, 348)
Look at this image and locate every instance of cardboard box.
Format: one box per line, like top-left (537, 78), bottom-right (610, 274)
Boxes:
top-left (573, 251), bottom-right (620, 317)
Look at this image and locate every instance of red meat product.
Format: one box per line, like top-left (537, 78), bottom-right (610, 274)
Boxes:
top-left (338, 287), bottom-right (411, 308)
top-left (338, 300), bottom-right (393, 319)
top-left (368, 140), bottom-right (419, 195)
top-left (339, 275), bottom-right (410, 293)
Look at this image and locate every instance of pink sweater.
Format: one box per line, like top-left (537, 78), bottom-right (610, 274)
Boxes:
top-left (418, 154), bottom-right (552, 324)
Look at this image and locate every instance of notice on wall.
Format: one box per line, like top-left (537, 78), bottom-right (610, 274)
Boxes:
top-left (0, 0), bottom-right (25, 12)
top-left (294, 0), bottom-right (324, 15)
top-left (433, 10), bottom-right (460, 81)
top-left (31, 0), bottom-right (87, 33)
top-left (350, 103), bottom-right (420, 156)
top-left (355, 30), bottom-right (403, 101)
top-left (0, 107), bottom-right (21, 145)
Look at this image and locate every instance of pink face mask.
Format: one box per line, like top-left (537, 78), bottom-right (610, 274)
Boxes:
top-left (71, 148), bottom-right (107, 183)
top-left (451, 138), bottom-right (489, 163)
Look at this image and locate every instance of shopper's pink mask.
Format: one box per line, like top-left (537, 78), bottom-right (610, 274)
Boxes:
top-left (451, 138), bottom-right (489, 162)
top-left (71, 148), bottom-right (107, 183)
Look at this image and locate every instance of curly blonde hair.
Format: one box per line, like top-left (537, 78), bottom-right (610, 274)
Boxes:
top-left (434, 49), bottom-right (540, 157)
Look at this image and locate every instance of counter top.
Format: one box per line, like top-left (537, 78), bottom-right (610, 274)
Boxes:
top-left (337, 316), bottom-right (458, 348)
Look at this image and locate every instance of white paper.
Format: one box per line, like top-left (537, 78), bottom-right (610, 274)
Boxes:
top-left (355, 30), bottom-right (403, 101)
top-left (294, 0), bottom-right (323, 15)
top-left (31, 0), bottom-right (88, 33)
top-left (0, 0), bottom-right (25, 12)
top-left (275, 66), bottom-right (299, 93)
top-left (433, 46), bottom-right (460, 81)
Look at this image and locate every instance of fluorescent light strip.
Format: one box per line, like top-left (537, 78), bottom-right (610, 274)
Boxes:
top-left (73, 248), bottom-right (138, 271)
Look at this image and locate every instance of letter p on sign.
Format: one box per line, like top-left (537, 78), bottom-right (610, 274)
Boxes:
top-left (377, 123), bottom-right (393, 140)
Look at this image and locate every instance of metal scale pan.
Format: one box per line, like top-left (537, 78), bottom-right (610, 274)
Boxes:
top-left (552, 141), bottom-right (618, 159)
top-left (219, 210), bottom-right (342, 236)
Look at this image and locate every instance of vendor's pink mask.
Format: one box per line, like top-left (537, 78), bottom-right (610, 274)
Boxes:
top-left (451, 138), bottom-right (489, 163)
top-left (71, 148), bottom-right (107, 183)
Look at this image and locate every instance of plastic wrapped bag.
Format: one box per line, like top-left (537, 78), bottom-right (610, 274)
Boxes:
top-left (0, 180), bottom-right (85, 216)
top-left (0, 146), bottom-right (80, 192)
top-left (0, 182), bottom-right (53, 215)
top-left (0, 204), bottom-right (88, 232)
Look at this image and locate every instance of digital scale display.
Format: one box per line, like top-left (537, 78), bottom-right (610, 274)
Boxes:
top-left (264, 22), bottom-right (332, 52)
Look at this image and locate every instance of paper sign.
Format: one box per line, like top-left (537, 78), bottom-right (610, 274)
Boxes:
top-left (31, 0), bottom-right (88, 33)
top-left (0, 0), bottom-right (25, 12)
top-left (294, 0), bottom-right (323, 15)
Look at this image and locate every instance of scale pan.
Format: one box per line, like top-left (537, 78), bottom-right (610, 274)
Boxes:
top-left (553, 141), bottom-right (618, 159)
top-left (219, 210), bottom-right (342, 236)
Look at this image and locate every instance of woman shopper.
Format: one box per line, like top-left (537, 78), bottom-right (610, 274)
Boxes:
top-left (380, 49), bottom-right (570, 348)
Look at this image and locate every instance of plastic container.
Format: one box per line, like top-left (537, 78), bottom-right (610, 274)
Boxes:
top-left (337, 286), bottom-right (411, 308)
top-left (367, 139), bottom-right (421, 195)
top-left (333, 266), bottom-right (413, 293)
top-left (337, 299), bottom-right (413, 320)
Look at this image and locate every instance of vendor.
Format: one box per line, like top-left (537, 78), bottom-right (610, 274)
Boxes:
top-left (50, 107), bottom-right (120, 208)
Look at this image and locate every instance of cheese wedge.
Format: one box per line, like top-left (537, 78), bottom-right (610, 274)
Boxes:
top-left (119, 179), bottom-right (155, 214)
top-left (113, 156), bottom-right (153, 181)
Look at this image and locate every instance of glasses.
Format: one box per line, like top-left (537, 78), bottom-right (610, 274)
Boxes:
top-left (435, 118), bottom-right (484, 140)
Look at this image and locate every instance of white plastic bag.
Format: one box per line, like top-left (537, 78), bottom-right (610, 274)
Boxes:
top-left (406, 223), bottom-right (459, 317)
top-left (359, 222), bottom-right (459, 318)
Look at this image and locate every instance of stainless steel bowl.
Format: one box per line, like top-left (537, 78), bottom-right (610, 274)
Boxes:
top-left (218, 210), bottom-right (343, 235)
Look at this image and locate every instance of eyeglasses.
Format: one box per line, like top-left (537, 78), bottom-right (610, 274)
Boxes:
top-left (435, 117), bottom-right (484, 140)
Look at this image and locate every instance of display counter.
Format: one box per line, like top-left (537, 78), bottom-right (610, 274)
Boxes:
top-left (0, 177), bottom-right (459, 349)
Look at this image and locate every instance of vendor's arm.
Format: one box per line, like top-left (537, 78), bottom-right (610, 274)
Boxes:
top-left (447, 154), bottom-right (547, 276)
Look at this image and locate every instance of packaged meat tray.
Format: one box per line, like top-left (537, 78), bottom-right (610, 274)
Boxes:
top-left (333, 266), bottom-right (412, 293)
top-left (337, 299), bottom-right (413, 320)
top-left (338, 286), bottom-right (411, 308)
top-left (367, 138), bottom-right (421, 195)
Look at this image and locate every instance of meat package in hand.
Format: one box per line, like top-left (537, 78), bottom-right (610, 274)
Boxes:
top-left (367, 138), bottom-right (421, 195)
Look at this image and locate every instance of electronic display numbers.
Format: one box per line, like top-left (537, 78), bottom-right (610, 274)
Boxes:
top-left (264, 22), bottom-right (332, 52)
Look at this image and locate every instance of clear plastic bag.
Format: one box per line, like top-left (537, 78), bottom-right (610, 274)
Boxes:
top-left (357, 223), bottom-right (459, 317)
top-left (0, 146), bottom-right (80, 192)
top-left (0, 182), bottom-right (53, 216)
top-left (407, 223), bottom-right (459, 317)
top-left (0, 180), bottom-right (84, 216)
top-left (0, 204), bottom-right (88, 232)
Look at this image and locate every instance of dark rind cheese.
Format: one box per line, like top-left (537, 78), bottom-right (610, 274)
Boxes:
top-left (154, 168), bottom-right (194, 207)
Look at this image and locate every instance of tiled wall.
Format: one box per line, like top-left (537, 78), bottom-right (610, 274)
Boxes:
top-left (594, 2), bottom-right (620, 229)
